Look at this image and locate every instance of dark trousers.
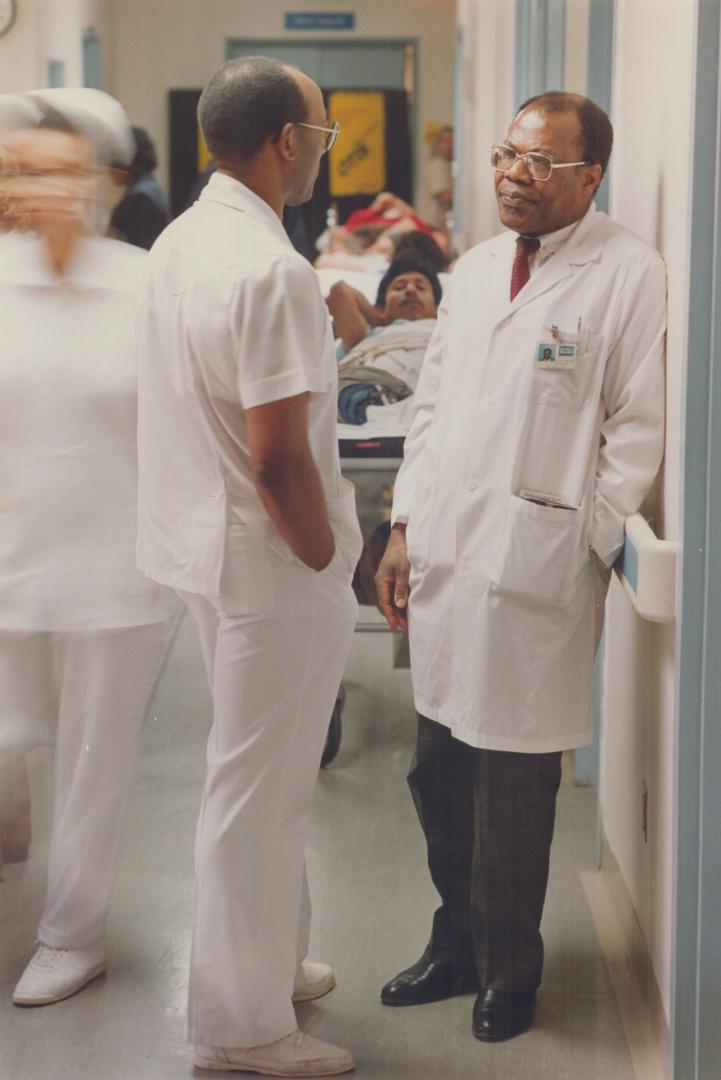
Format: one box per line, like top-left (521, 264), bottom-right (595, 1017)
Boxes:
top-left (408, 714), bottom-right (563, 992)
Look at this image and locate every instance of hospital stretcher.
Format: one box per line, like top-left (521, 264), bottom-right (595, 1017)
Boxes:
top-left (321, 432), bottom-right (406, 767)
top-left (316, 267), bottom-right (427, 766)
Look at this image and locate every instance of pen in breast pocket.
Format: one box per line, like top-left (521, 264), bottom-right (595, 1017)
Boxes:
top-left (577, 316), bottom-right (582, 335)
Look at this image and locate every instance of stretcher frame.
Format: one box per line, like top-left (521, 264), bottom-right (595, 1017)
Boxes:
top-left (340, 435), bottom-right (404, 633)
top-left (321, 434), bottom-right (405, 767)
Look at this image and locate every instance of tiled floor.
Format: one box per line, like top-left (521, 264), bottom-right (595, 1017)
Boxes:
top-left (0, 612), bottom-right (639, 1079)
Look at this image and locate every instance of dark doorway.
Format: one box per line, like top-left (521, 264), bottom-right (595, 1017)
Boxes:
top-left (168, 88), bottom-right (412, 258)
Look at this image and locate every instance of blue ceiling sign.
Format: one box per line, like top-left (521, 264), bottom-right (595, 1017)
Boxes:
top-left (285, 12), bottom-right (356, 30)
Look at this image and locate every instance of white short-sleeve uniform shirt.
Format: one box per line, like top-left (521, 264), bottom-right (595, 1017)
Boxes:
top-left (136, 172), bottom-right (360, 597)
top-left (0, 232), bottom-right (177, 632)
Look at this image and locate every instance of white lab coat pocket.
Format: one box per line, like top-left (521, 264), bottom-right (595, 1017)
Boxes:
top-left (492, 495), bottom-right (589, 605)
top-left (525, 327), bottom-right (603, 412)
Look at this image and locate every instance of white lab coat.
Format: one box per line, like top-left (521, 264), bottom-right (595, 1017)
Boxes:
top-left (392, 206), bottom-right (666, 752)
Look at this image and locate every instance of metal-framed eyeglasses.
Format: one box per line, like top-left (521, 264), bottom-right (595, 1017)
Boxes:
top-left (295, 120), bottom-right (340, 153)
top-left (490, 144), bottom-right (588, 182)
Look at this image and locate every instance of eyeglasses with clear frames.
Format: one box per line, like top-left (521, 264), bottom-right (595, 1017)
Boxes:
top-left (295, 120), bottom-right (340, 153)
top-left (490, 144), bottom-right (588, 182)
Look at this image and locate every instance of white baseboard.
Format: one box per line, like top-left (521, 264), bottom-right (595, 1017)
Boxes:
top-left (581, 839), bottom-right (670, 1080)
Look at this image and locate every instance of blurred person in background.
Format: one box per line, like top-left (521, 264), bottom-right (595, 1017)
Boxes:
top-left (0, 89), bottom-right (179, 1008)
top-left (109, 125), bottom-right (169, 249)
top-left (424, 124), bottom-right (454, 229)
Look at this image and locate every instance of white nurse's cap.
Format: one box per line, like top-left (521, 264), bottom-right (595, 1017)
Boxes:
top-left (0, 87), bottom-right (133, 165)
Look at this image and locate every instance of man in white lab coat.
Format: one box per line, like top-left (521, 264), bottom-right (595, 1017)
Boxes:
top-left (136, 58), bottom-right (360, 1076)
top-left (376, 92), bottom-right (666, 1041)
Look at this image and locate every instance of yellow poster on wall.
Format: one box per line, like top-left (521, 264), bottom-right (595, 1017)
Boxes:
top-left (328, 91), bottom-right (386, 197)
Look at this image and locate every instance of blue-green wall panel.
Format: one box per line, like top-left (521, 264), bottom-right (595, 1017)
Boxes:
top-left (47, 60), bottom-right (65, 89)
top-left (514, 0), bottom-right (566, 108)
top-left (586, 0), bottom-right (614, 212)
top-left (672, 1), bottom-right (721, 1077)
top-left (226, 40), bottom-right (407, 90)
top-left (83, 28), bottom-right (102, 90)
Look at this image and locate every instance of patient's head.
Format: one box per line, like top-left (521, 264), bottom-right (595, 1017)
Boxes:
top-left (392, 230), bottom-right (450, 272)
top-left (376, 257), bottom-right (441, 322)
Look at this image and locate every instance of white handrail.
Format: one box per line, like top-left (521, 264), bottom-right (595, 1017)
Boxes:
top-left (615, 513), bottom-right (679, 623)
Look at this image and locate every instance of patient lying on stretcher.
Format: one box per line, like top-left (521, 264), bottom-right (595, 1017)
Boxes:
top-left (326, 256), bottom-right (441, 427)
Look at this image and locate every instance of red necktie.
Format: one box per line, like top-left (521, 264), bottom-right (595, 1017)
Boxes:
top-left (510, 235), bottom-right (540, 300)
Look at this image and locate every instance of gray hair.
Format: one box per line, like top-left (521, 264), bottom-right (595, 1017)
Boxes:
top-left (198, 57), bottom-right (308, 163)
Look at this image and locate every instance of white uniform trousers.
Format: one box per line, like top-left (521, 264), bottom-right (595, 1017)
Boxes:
top-left (0, 622), bottom-right (175, 948)
top-left (178, 530), bottom-right (357, 1049)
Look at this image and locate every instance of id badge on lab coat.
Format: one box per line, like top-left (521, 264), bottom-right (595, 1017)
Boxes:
top-left (535, 322), bottom-right (593, 372)
top-left (536, 341), bottom-right (576, 370)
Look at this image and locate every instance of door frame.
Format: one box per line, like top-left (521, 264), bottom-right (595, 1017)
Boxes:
top-left (224, 38), bottom-right (419, 186)
top-left (671, 1), bottom-right (721, 1077)
top-left (514, 0), bottom-right (565, 105)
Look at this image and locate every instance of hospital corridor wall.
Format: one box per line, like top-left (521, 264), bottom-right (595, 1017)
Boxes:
top-left (0, 1), bottom-right (719, 1078)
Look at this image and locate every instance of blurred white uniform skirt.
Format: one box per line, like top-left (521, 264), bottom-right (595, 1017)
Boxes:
top-left (0, 620), bottom-right (176, 947)
top-left (179, 526), bottom-right (357, 1049)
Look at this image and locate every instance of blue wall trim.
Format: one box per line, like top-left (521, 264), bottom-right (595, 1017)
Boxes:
top-left (586, 0), bottom-right (614, 213)
top-left (514, 0), bottom-right (566, 108)
top-left (47, 60), bottom-right (65, 88)
top-left (82, 27), bottom-right (102, 90)
top-left (672, 2), bottom-right (721, 1078)
top-left (618, 534), bottom-right (639, 593)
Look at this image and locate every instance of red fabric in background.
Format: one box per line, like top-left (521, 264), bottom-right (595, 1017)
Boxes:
top-left (344, 206), bottom-right (436, 235)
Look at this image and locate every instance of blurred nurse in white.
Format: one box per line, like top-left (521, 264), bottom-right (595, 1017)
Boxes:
top-left (0, 90), bottom-right (179, 1006)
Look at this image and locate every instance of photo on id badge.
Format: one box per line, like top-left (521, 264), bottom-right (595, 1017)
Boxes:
top-left (536, 341), bottom-right (576, 370)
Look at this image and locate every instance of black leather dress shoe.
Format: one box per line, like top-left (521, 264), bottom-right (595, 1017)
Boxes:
top-left (472, 988), bottom-right (536, 1041)
top-left (381, 956), bottom-right (478, 1006)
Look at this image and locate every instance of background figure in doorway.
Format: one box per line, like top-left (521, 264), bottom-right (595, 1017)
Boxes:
top-left (423, 124), bottom-right (454, 229)
top-left (109, 126), bottom-right (169, 249)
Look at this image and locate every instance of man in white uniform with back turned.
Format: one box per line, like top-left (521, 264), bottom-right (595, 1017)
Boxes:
top-left (136, 58), bottom-right (361, 1077)
top-left (376, 93), bottom-right (666, 1043)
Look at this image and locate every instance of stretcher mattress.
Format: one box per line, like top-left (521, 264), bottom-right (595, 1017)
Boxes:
top-left (317, 267), bottom-right (448, 454)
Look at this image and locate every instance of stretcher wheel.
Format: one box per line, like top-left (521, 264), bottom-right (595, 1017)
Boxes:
top-left (320, 686), bottom-right (346, 768)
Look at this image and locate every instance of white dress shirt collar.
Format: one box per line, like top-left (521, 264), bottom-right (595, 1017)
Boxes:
top-left (525, 201), bottom-right (596, 273)
top-left (200, 170), bottom-right (291, 246)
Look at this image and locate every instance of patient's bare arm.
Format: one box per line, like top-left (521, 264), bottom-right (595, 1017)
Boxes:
top-left (326, 281), bottom-right (384, 352)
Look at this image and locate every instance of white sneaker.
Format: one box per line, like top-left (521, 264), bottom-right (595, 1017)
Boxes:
top-left (193, 1030), bottom-right (353, 1076)
top-left (13, 943), bottom-right (106, 1006)
top-left (292, 961), bottom-right (336, 1003)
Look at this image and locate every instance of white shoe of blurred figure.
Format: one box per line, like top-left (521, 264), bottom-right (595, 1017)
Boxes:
top-left (292, 961), bottom-right (336, 1003)
top-left (13, 942), bottom-right (106, 1005)
top-left (193, 1030), bottom-right (354, 1075)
